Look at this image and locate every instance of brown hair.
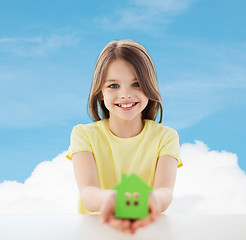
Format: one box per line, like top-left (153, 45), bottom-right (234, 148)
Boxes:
top-left (87, 39), bottom-right (163, 123)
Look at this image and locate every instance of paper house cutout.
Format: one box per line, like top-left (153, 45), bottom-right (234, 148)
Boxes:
top-left (113, 174), bottom-right (152, 219)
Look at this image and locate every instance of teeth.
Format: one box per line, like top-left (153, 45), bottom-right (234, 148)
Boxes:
top-left (118, 103), bottom-right (135, 108)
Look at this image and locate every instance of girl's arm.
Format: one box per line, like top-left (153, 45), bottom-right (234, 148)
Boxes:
top-left (152, 155), bottom-right (178, 212)
top-left (72, 151), bottom-right (114, 212)
top-left (73, 151), bottom-right (132, 233)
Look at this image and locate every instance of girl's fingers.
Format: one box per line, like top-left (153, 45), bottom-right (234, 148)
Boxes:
top-left (109, 218), bottom-right (132, 233)
top-left (103, 192), bottom-right (162, 233)
top-left (131, 199), bottom-right (161, 232)
top-left (132, 218), bottom-right (150, 230)
top-left (100, 204), bottom-right (112, 223)
top-left (109, 218), bottom-right (121, 228)
top-left (149, 205), bottom-right (158, 222)
top-left (148, 193), bottom-right (161, 221)
top-left (121, 219), bottom-right (131, 229)
top-left (100, 191), bottom-right (116, 223)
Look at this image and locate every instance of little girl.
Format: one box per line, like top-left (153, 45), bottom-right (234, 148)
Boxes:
top-left (66, 39), bottom-right (183, 234)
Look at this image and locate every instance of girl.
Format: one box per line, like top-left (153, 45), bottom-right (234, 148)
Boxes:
top-left (66, 40), bottom-right (183, 234)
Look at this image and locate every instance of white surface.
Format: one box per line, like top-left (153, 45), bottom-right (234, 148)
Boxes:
top-left (0, 214), bottom-right (245, 240)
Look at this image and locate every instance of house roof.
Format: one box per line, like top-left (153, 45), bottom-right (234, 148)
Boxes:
top-left (113, 174), bottom-right (152, 192)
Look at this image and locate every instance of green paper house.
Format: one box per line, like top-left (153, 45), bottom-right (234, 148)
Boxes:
top-left (113, 174), bottom-right (152, 219)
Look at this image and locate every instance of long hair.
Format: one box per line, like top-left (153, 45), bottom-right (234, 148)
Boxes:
top-left (87, 39), bottom-right (163, 123)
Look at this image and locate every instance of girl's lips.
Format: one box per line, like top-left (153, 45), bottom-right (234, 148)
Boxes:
top-left (115, 102), bottom-right (138, 105)
top-left (115, 102), bottom-right (138, 111)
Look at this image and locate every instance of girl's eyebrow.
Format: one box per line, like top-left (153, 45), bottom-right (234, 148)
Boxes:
top-left (105, 78), bottom-right (137, 82)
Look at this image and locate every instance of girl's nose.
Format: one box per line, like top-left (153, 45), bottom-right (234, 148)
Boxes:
top-left (120, 87), bottom-right (132, 99)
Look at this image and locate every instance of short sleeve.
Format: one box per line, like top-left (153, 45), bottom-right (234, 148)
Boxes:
top-left (66, 125), bottom-right (93, 161)
top-left (158, 129), bottom-right (183, 168)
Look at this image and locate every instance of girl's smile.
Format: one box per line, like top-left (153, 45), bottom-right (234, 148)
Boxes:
top-left (115, 102), bottom-right (139, 111)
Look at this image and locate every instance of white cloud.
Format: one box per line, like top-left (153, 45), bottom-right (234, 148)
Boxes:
top-left (94, 0), bottom-right (194, 33)
top-left (0, 30), bottom-right (80, 57)
top-left (168, 141), bottom-right (246, 214)
top-left (0, 141), bottom-right (245, 214)
top-left (0, 152), bottom-right (78, 213)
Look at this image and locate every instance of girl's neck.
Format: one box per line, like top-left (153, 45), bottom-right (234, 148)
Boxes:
top-left (107, 116), bottom-right (144, 138)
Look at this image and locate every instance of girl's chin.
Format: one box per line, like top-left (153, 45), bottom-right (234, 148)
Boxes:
top-left (109, 114), bottom-right (142, 122)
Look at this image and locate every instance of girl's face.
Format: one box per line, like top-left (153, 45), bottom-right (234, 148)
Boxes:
top-left (101, 59), bottom-right (149, 122)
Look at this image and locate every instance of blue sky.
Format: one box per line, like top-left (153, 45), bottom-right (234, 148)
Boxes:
top-left (0, 0), bottom-right (245, 183)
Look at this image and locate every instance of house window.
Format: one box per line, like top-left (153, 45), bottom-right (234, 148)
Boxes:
top-left (133, 192), bottom-right (140, 198)
top-left (125, 192), bottom-right (131, 198)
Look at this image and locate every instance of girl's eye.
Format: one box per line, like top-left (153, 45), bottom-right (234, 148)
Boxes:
top-left (108, 84), bottom-right (119, 88)
top-left (108, 82), bottom-right (139, 88)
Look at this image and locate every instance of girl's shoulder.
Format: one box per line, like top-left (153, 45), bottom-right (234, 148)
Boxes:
top-left (145, 119), bottom-right (178, 137)
top-left (72, 119), bottom-right (106, 133)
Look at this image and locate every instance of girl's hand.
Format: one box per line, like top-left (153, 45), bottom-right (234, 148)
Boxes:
top-left (100, 190), bottom-right (162, 234)
top-left (100, 190), bottom-right (133, 234)
top-left (131, 191), bottom-right (162, 233)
